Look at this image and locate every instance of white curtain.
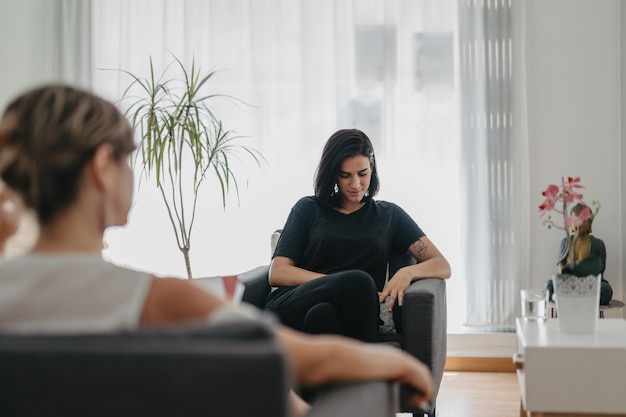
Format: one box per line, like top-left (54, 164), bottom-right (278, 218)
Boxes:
top-left (458, 0), bottom-right (529, 329)
top-left (56, 0), bottom-right (528, 332)
top-left (53, 0), bottom-right (92, 87)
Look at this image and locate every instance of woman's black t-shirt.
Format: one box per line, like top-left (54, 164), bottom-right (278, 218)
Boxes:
top-left (273, 196), bottom-right (425, 291)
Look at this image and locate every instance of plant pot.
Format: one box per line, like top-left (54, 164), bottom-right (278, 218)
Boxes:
top-left (552, 273), bottom-right (600, 334)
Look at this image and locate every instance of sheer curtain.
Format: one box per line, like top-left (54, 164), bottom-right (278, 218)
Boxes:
top-left (53, 0), bottom-right (92, 88)
top-left (458, 0), bottom-right (529, 329)
top-left (83, 0), bottom-right (529, 332)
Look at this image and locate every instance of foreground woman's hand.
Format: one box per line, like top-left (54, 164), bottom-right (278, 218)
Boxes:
top-left (0, 188), bottom-right (19, 252)
top-left (275, 327), bottom-right (433, 407)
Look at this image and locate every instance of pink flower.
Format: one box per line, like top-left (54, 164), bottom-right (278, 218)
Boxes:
top-left (577, 206), bottom-right (592, 221)
top-left (562, 176), bottom-right (584, 203)
top-left (538, 177), bottom-right (599, 239)
top-left (564, 206), bottom-right (591, 230)
top-left (538, 184), bottom-right (559, 216)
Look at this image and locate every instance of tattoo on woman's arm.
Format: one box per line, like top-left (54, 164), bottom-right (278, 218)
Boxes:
top-left (412, 239), bottom-right (428, 260)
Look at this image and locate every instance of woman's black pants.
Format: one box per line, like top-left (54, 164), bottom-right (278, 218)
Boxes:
top-left (265, 270), bottom-right (380, 343)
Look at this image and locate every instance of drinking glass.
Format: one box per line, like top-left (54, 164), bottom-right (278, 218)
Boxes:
top-left (521, 288), bottom-right (549, 322)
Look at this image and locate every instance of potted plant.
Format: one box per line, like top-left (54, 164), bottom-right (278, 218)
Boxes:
top-left (538, 176), bottom-right (602, 276)
top-left (120, 56), bottom-right (261, 279)
top-left (538, 176), bottom-right (603, 333)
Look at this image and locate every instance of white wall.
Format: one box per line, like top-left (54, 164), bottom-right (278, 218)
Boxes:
top-left (526, 0), bottom-right (624, 313)
top-left (0, 0), bottom-right (57, 108)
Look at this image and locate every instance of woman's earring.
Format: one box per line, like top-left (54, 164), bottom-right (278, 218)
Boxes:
top-left (333, 184), bottom-right (339, 195)
top-left (365, 190), bottom-right (370, 197)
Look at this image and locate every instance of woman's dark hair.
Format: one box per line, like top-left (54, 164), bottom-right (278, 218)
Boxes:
top-left (0, 84), bottom-right (135, 224)
top-left (314, 129), bottom-right (379, 208)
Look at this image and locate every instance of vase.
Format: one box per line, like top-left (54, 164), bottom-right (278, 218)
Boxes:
top-left (552, 273), bottom-right (600, 334)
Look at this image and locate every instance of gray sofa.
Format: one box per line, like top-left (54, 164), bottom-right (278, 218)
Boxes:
top-left (0, 320), bottom-right (398, 417)
top-left (239, 251), bottom-right (447, 417)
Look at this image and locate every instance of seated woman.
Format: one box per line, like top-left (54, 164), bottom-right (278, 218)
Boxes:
top-left (545, 202), bottom-right (613, 305)
top-left (0, 84), bottom-right (432, 415)
top-left (265, 129), bottom-right (451, 342)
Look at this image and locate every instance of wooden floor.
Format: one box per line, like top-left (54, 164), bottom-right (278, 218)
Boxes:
top-left (433, 371), bottom-right (520, 417)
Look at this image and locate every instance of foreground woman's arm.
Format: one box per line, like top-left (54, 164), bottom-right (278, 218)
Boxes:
top-left (275, 326), bottom-right (432, 407)
top-left (140, 277), bottom-right (433, 408)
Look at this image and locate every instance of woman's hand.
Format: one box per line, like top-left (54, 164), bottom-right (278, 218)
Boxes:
top-left (379, 236), bottom-right (451, 311)
top-left (379, 267), bottom-right (413, 311)
top-left (0, 188), bottom-right (20, 252)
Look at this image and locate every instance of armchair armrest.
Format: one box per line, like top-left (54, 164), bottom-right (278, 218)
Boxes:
top-left (400, 278), bottom-right (447, 412)
top-left (307, 381), bottom-right (398, 417)
top-left (240, 265), bottom-right (271, 309)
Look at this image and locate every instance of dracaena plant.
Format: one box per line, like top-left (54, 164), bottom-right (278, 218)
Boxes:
top-left (538, 176), bottom-right (601, 277)
top-left (120, 56), bottom-right (262, 279)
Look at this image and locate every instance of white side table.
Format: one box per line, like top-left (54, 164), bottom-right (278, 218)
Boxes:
top-left (515, 318), bottom-right (626, 416)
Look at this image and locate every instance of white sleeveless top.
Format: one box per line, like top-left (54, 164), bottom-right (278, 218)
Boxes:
top-left (0, 253), bottom-right (152, 334)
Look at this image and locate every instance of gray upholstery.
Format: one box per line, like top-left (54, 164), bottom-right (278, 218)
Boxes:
top-left (239, 255), bottom-right (447, 416)
top-left (0, 321), bottom-right (288, 417)
top-left (307, 381), bottom-right (398, 417)
top-left (389, 252), bottom-right (447, 415)
top-left (0, 319), bottom-right (398, 417)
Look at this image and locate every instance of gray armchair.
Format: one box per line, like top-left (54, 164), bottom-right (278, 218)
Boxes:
top-left (239, 251), bottom-right (447, 417)
top-left (0, 320), bottom-right (398, 417)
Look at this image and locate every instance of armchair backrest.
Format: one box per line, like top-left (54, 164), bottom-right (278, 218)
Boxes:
top-left (0, 320), bottom-right (289, 417)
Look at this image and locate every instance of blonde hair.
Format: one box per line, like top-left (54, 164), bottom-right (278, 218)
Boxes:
top-left (0, 84), bottom-right (135, 224)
